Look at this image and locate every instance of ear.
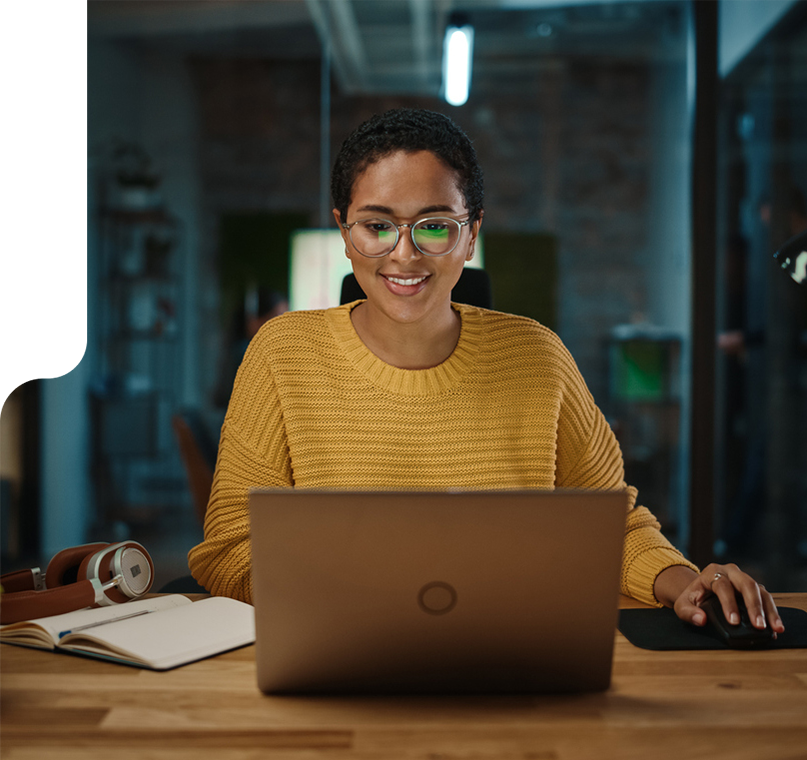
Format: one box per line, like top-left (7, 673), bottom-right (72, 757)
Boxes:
top-left (466, 212), bottom-right (483, 262)
top-left (333, 209), bottom-right (352, 259)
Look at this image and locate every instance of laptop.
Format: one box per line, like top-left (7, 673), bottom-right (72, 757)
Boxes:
top-left (249, 489), bottom-right (628, 694)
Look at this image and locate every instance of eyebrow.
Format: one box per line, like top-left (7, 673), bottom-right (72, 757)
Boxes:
top-left (354, 203), bottom-right (459, 216)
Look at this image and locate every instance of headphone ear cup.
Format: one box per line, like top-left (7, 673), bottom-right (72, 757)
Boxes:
top-left (45, 543), bottom-right (109, 589)
top-left (80, 542), bottom-right (154, 604)
top-left (115, 542), bottom-right (154, 599)
top-left (77, 544), bottom-right (125, 604)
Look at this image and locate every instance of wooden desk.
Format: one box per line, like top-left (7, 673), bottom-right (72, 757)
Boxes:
top-left (2, 594), bottom-right (806, 760)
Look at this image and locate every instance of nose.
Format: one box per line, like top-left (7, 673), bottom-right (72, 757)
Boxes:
top-left (388, 224), bottom-right (421, 261)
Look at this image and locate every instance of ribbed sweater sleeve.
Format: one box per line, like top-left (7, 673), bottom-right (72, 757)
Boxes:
top-left (188, 340), bottom-right (292, 602)
top-left (553, 342), bottom-right (698, 606)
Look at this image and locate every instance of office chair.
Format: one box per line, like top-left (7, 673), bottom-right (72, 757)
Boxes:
top-left (340, 267), bottom-right (493, 309)
top-left (171, 411), bottom-right (217, 526)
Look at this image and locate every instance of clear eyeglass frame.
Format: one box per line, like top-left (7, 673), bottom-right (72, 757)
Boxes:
top-left (342, 216), bottom-right (471, 258)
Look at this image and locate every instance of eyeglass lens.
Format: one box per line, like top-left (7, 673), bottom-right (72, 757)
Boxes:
top-left (350, 218), bottom-right (460, 257)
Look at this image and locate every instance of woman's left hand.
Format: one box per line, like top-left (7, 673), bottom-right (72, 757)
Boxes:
top-left (659, 563), bottom-right (785, 633)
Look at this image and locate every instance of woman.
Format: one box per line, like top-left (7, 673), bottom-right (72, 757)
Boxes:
top-left (189, 108), bottom-right (783, 635)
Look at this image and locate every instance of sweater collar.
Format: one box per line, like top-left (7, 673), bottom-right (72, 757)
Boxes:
top-left (325, 301), bottom-right (482, 396)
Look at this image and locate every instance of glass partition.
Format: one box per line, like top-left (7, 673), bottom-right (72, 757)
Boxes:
top-left (715, 3), bottom-right (807, 590)
top-left (7, 0), bottom-right (698, 578)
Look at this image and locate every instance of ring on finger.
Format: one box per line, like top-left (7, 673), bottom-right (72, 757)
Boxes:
top-left (711, 572), bottom-right (723, 587)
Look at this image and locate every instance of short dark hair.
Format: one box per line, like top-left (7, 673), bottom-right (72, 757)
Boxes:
top-left (331, 108), bottom-right (484, 224)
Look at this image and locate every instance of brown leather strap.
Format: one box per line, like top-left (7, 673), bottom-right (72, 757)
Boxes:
top-left (0, 568), bottom-right (42, 594)
top-left (46, 543), bottom-right (109, 588)
top-left (0, 580), bottom-right (97, 625)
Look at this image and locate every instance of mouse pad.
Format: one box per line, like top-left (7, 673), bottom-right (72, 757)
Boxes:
top-left (618, 606), bottom-right (807, 650)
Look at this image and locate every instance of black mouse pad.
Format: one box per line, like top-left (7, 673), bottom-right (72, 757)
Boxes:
top-left (618, 606), bottom-right (807, 650)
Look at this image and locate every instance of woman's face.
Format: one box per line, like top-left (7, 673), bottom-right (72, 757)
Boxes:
top-left (333, 150), bottom-right (481, 329)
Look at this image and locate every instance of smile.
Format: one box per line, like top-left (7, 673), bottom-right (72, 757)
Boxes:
top-left (383, 275), bottom-right (429, 286)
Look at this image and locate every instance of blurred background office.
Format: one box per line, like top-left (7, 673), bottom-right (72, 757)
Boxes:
top-left (1, 0), bottom-right (805, 593)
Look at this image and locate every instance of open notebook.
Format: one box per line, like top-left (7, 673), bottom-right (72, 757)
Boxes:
top-left (250, 489), bottom-right (627, 694)
top-left (1, 594), bottom-right (255, 670)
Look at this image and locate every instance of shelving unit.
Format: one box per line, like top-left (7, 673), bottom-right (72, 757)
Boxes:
top-left (92, 207), bottom-right (188, 534)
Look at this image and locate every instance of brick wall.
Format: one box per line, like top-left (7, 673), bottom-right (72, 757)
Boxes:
top-left (192, 55), bottom-right (651, 404)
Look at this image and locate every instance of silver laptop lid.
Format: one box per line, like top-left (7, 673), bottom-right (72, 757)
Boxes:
top-left (250, 489), bottom-right (627, 694)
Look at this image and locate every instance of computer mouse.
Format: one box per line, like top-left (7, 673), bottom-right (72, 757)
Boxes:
top-left (700, 594), bottom-right (775, 649)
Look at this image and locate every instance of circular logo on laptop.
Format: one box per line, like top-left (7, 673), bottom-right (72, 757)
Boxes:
top-left (418, 581), bottom-right (457, 615)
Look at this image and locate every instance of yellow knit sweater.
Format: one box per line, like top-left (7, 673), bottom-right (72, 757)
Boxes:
top-left (189, 302), bottom-right (696, 605)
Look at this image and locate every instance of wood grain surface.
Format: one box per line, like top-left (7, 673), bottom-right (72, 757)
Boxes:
top-left (2, 594), bottom-right (806, 760)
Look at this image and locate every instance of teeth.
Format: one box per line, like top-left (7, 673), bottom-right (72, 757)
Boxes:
top-left (387, 275), bottom-right (427, 286)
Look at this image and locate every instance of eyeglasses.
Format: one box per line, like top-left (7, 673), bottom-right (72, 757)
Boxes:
top-left (342, 217), bottom-right (470, 258)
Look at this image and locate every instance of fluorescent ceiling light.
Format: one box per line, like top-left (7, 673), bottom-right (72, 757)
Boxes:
top-left (442, 19), bottom-right (474, 107)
